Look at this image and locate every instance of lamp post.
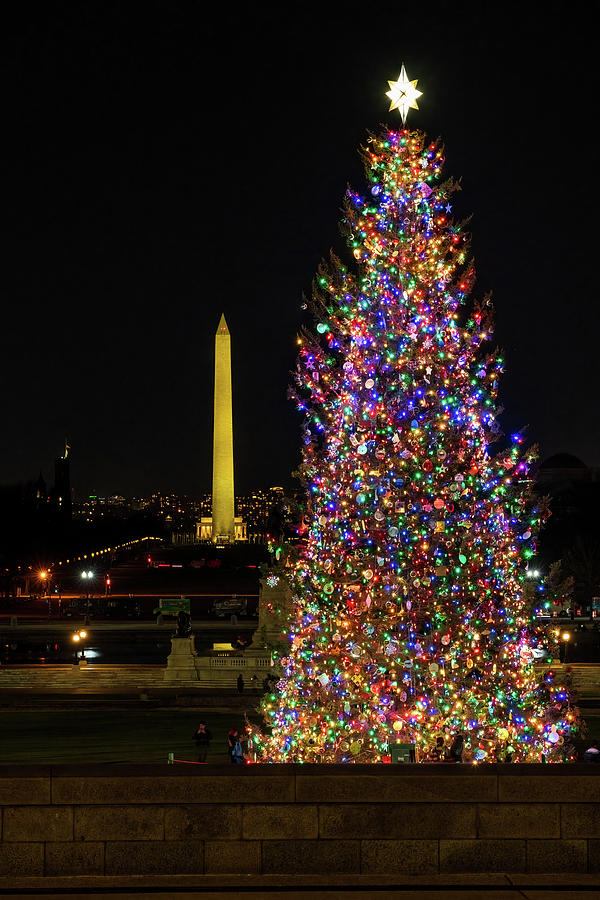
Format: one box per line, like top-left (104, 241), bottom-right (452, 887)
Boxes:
top-left (38, 570), bottom-right (51, 614)
top-left (72, 628), bottom-right (88, 665)
top-left (81, 570), bottom-right (94, 597)
top-left (561, 631), bottom-right (571, 664)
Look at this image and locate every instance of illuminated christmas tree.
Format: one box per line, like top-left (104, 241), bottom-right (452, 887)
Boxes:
top-left (252, 68), bottom-right (580, 763)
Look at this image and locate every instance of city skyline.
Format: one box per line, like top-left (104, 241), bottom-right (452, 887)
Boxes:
top-left (2, 6), bottom-right (598, 498)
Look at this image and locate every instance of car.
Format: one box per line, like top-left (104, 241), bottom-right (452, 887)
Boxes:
top-left (213, 597), bottom-right (246, 617)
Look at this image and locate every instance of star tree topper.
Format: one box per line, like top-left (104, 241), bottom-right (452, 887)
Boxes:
top-left (386, 64), bottom-right (423, 125)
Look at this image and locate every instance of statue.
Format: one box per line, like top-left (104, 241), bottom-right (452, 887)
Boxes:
top-left (175, 610), bottom-right (192, 638)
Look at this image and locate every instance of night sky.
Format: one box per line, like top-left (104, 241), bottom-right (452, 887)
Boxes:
top-left (2, 3), bottom-right (597, 499)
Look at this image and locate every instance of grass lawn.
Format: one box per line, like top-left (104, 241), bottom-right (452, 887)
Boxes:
top-left (0, 707), bottom-right (261, 765)
top-left (1, 706), bottom-right (597, 766)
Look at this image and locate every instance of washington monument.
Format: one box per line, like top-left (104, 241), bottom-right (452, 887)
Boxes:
top-left (212, 313), bottom-right (235, 541)
top-left (196, 314), bottom-right (245, 543)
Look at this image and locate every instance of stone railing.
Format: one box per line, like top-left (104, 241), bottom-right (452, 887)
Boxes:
top-left (208, 654), bottom-right (272, 669)
top-left (1, 764), bottom-right (600, 883)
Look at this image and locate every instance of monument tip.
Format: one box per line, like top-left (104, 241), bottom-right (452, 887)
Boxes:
top-left (217, 313), bottom-right (229, 335)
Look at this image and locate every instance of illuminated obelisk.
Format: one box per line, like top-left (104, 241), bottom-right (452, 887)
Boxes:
top-left (211, 313), bottom-right (235, 542)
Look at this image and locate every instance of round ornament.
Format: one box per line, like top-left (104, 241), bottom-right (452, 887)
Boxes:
top-left (423, 460), bottom-right (433, 472)
top-left (363, 569), bottom-right (373, 580)
top-left (392, 720), bottom-right (403, 731)
top-left (388, 526), bottom-right (399, 537)
top-left (357, 444), bottom-right (368, 455)
top-left (498, 727), bottom-right (509, 740)
top-left (318, 515), bottom-right (327, 526)
top-left (365, 378), bottom-right (375, 389)
top-left (316, 323), bottom-right (328, 334)
top-left (441, 634), bottom-right (451, 645)
top-left (434, 499), bottom-right (445, 509)
top-left (350, 741), bottom-right (361, 755)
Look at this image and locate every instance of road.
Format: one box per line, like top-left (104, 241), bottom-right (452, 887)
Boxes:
top-left (0, 618), bottom-right (258, 632)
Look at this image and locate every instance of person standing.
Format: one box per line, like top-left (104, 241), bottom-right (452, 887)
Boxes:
top-left (192, 722), bottom-right (212, 764)
top-left (431, 736), bottom-right (446, 761)
top-left (227, 728), bottom-right (244, 764)
top-left (449, 733), bottom-right (464, 763)
top-left (237, 673), bottom-right (244, 694)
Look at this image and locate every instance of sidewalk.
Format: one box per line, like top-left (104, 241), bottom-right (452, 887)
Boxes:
top-left (1, 873), bottom-right (599, 898)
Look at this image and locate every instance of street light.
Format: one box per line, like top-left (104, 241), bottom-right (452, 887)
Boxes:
top-left (561, 631), bottom-right (571, 663)
top-left (81, 570), bottom-right (94, 606)
top-left (72, 628), bottom-right (88, 665)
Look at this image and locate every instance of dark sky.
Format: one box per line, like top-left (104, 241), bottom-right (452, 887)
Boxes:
top-left (1, 2), bottom-right (597, 498)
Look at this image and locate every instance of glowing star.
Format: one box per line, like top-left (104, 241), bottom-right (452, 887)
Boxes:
top-left (386, 64), bottom-right (423, 125)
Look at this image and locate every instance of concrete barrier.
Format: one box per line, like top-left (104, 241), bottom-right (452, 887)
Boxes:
top-left (1, 764), bottom-right (600, 882)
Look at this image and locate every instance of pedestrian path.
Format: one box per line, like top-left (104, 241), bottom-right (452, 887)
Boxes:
top-left (1, 872), bottom-right (599, 898)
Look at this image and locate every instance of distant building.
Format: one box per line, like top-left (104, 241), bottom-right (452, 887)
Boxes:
top-left (49, 440), bottom-right (72, 520)
top-left (537, 453), bottom-right (594, 488)
top-left (534, 453), bottom-right (600, 615)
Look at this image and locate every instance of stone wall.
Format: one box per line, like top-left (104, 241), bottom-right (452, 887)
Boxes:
top-left (1, 764), bottom-right (600, 879)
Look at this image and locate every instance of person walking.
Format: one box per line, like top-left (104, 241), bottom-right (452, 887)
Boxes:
top-left (237, 673), bottom-right (244, 694)
top-left (192, 722), bottom-right (212, 764)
